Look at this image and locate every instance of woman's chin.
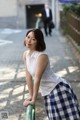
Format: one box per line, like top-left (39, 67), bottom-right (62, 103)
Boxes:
top-left (26, 45), bottom-right (30, 48)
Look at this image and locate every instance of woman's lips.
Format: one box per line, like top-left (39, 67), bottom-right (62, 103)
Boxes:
top-left (27, 43), bottom-right (31, 46)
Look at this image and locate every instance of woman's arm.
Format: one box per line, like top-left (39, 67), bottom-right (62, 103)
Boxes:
top-left (23, 54), bottom-right (48, 106)
top-left (32, 54), bottom-right (48, 102)
top-left (23, 51), bottom-right (33, 99)
top-left (25, 70), bottom-right (33, 99)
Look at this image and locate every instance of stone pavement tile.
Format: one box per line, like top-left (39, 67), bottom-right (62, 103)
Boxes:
top-left (70, 82), bottom-right (80, 102)
top-left (35, 94), bottom-right (48, 120)
top-left (0, 81), bottom-right (26, 120)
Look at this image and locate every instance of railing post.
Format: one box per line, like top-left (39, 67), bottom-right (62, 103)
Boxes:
top-left (25, 104), bottom-right (35, 120)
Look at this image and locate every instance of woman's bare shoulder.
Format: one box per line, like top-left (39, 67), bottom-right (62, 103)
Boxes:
top-left (38, 53), bottom-right (49, 64)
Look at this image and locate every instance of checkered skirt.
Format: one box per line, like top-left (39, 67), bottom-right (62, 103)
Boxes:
top-left (44, 82), bottom-right (80, 120)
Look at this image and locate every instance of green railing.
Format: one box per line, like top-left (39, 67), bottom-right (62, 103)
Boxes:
top-left (25, 104), bottom-right (35, 120)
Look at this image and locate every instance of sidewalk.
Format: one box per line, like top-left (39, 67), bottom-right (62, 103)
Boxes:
top-left (0, 28), bottom-right (80, 120)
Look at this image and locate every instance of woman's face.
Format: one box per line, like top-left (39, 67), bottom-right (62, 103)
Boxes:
top-left (25, 32), bottom-right (37, 50)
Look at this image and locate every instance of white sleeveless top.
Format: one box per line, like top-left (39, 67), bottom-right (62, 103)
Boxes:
top-left (26, 50), bottom-right (67, 96)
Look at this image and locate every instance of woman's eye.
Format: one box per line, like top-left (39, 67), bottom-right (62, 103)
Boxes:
top-left (27, 36), bottom-right (30, 39)
top-left (32, 38), bottom-right (36, 41)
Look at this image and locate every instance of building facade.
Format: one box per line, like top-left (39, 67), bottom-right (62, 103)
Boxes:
top-left (0, 0), bottom-right (60, 29)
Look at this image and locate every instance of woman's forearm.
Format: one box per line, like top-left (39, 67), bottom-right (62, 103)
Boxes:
top-left (26, 79), bottom-right (33, 98)
top-left (32, 78), bottom-right (40, 102)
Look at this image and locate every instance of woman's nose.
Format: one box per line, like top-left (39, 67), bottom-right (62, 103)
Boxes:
top-left (28, 38), bottom-right (31, 43)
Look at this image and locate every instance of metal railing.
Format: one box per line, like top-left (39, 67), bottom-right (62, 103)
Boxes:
top-left (25, 104), bottom-right (35, 120)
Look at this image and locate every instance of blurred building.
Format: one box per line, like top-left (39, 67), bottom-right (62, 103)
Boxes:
top-left (0, 0), bottom-right (60, 29)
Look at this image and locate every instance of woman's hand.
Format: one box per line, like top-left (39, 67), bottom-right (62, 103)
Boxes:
top-left (23, 99), bottom-right (35, 107)
top-left (25, 97), bottom-right (32, 101)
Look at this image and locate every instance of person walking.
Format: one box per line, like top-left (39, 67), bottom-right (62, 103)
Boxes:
top-left (41, 3), bottom-right (53, 36)
top-left (35, 13), bottom-right (42, 29)
top-left (23, 29), bottom-right (80, 120)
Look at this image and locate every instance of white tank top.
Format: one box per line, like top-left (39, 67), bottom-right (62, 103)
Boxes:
top-left (26, 50), bottom-right (67, 96)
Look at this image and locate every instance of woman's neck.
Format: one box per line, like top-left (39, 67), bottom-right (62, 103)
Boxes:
top-left (29, 49), bottom-right (36, 56)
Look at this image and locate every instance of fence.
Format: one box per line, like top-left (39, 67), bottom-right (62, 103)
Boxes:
top-left (67, 13), bottom-right (80, 45)
top-left (60, 11), bottom-right (80, 45)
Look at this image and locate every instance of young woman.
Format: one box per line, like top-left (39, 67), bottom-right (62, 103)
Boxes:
top-left (23, 29), bottom-right (80, 120)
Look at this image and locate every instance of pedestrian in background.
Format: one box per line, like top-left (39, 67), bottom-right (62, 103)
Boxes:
top-left (23, 29), bottom-right (80, 120)
top-left (35, 13), bottom-right (42, 29)
top-left (41, 3), bottom-right (53, 36)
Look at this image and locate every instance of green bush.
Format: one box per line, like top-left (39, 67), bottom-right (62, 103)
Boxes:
top-left (62, 4), bottom-right (80, 16)
top-left (62, 4), bottom-right (70, 15)
top-left (75, 4), bottom-right (80, 16)
top-left (69, 4), bottom-right (76, 12)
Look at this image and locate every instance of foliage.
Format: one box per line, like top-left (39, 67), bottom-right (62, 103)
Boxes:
top-left (62, 4), bottom-right (70, 15)
top-left (75, 4), bottom-right (80, 16)
top-left (62, 4), bottom-right (80, 16)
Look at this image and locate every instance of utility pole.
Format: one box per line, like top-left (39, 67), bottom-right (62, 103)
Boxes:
top-left (52, 0), bottom-right (56, 27)
top-left (52, 0), bottom-right (60, 30)
top-left (56, 0), bottom-right (60, 29)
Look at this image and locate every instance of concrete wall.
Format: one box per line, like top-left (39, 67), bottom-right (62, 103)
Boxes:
top-left (0, 0), bottom-right (17, 17)
top-left (0, 0), bottom-right (18, 28)
top-left (18, 0), bottom-right (47, 5)
top-left (0, 0), bottom-right (54, 29)
top-left (52, 0), bottom-right (61, 30)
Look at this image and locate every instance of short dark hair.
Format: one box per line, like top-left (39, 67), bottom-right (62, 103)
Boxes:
top-left (24, 29), bottom-right (46, 51)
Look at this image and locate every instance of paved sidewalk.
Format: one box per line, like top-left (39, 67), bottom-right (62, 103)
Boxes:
top-left (0, 28), bottom-right (80, 120)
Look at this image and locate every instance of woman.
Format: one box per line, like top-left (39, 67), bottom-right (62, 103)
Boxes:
top-left (23, 29), bottom-right (80, 119)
